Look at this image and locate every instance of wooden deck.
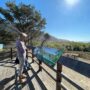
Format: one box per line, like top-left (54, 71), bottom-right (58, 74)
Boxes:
top-left (0, 57), bottom-right (57, 90)
top-left (0, 48), bottom-right (88, 90)
top-left (16, 58), bottom-right (57, 90)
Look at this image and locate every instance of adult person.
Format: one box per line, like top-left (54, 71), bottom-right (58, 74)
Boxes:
top-left (16, 32), bottom-right (27, 83)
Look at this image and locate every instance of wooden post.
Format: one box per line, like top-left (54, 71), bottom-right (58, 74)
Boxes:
top-left (11, 48), bottom-right (12, 60)
top-left (56, 62), bottom-right (62, 90)
top-left (39, 60), bottom-right (42, 71)
top-left (32, 48), bottom-right (34, 63)
top-left (26, 49), bottom-right (28, 59)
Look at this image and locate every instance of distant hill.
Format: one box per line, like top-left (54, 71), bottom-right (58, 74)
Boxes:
top-left (37, 33), bottom-right (69, 42)
top-left (48, 35), bottom-right (69, 42)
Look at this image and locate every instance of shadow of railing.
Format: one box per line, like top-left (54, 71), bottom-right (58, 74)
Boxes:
top-left (14, 68), bottom-right (47, 90)
top-left (0, 75), bottom-right (15, 90)
top-left (0, 61), bottom-right (16, 90)
top-left (0, 48), bottom-right (47, 90)
top-left (0, 60), bottom-right (23, 90)
top-left (30, 67), bottom-right (47, 90)
top-left (0, 47), bottom-right (88, 90)
top-left (15, 65), bottom-right (47, 90)
top-left (28, 47), bottom-right (85, 90)
top-left (59, 56), bottom-right (90, 78)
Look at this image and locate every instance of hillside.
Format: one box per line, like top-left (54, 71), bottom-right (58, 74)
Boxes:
top-left (37, 33), bottom-right (69, 42)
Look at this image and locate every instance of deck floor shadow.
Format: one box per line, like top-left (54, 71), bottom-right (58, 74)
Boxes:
top-left (59, 56), bottom-right (90, 78)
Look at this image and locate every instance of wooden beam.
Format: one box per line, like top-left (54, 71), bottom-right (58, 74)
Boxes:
top-left (39, 60), bottom-right (42, 71)
top-left (32, 49), bottom-right (34, 63)
top-left (10, 48), bottom-right (12, 60)
top-left (56, 62), bottom-right (62, 90)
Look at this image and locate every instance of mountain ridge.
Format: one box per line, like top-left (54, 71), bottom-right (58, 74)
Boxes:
top-left (38, 33), bottom-right (70, 42)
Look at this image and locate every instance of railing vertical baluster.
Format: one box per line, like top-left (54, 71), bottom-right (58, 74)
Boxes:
top-left (32, 48), bottom-right (34, 63)
top-left (39, 60), bottom-right (42, 71)
top-left (56, 62), bottom-right (62, 90)
top-left (26, 49), bottom-right (28, 59)
top-left (11, 48), bottom-right (12, 60)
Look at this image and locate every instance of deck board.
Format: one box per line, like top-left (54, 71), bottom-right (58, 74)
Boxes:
top-left (0, 57), bottom-right (57, 90)
top-left (27, 58), bottom-right (56, 90)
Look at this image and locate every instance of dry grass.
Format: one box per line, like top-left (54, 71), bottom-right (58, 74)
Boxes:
top-left (65, 51), bottom-right (90, 60)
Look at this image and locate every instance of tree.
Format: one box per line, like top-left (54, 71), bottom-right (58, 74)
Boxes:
top-left (0, 30), bottom-right (15, 44)
top-left (40, 33), bottom-right (50, 47)
top-left (0, 1), bottom-right (46, 45)
top-left (0, 17), bottom-right (17, 44)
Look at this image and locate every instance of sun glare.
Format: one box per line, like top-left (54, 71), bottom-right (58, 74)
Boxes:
top-left (65, 0), bottom-right (79, 7)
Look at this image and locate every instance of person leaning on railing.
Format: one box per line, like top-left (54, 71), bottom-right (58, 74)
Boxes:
top-left (16, 32), bottom-right (27, 83)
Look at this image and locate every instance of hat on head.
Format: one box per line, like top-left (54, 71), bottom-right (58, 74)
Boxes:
top-left (21, 32), bottom-right (28, 37)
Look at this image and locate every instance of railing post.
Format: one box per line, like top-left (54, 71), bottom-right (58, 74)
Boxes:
top-left (11, 48), bottom-right (12, 60)
top-left (39, 60), bottom-right (42, 71)
top-left (32, 48), bottom-right (34, 63)
top-left (26, 49), bottom-right (28, 59)
top-left (56, 62), bottom-right (62, 90)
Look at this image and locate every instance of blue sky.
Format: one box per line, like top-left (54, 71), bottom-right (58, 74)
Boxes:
top-left (0, 0), bottom-right (90, 42)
